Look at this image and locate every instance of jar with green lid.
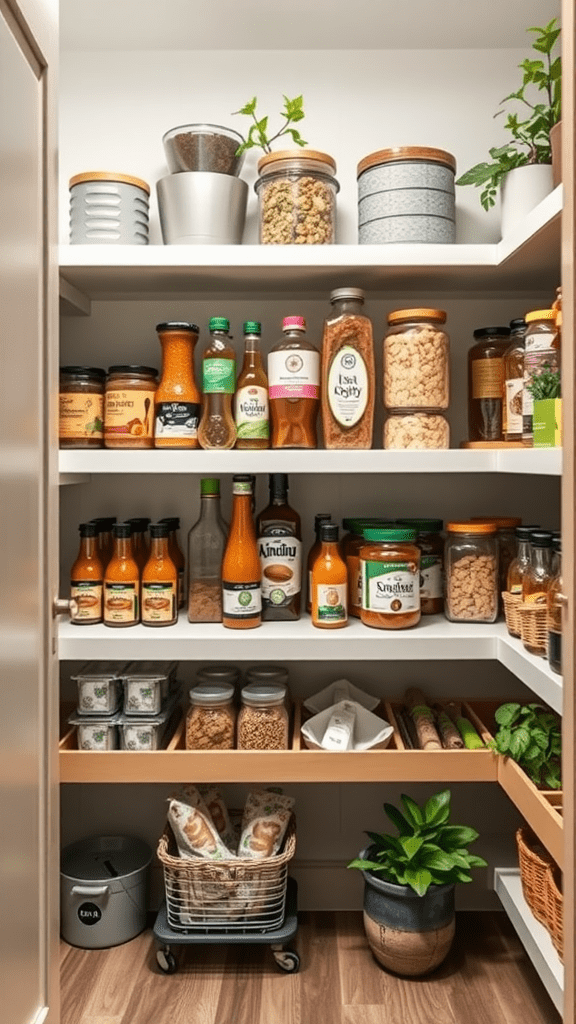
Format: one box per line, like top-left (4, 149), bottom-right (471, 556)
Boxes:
top-left (360, 528), bottom-right (421, 630)
top-left (59, 366), bottom-right (106, 449)
top-left (522, 309), bottom-right (560, 446)
top-left (255, 150), bottom-right (339, 245)
top-left (104, 365), bottom-right (158, 448)
top-left (397, 519), bottom-right (444, 615)
top-left (342, 518), bottom-right (392, 618)
top-left (238, 682), bottom-right (289, 750)
top-left (186, 683), bottom-right (236, 750)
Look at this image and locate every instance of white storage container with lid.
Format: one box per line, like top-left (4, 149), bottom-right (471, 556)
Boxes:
top-left (68, 711), bottom-right (120, 750)
top-left (357, 147), bottom-right (456, 244)
top-left (69, 171), bottom-right (150, 245)
top-left (122, 661), bottom-right (177, 715)
top-left (72, 662), bottom-right (127, 716)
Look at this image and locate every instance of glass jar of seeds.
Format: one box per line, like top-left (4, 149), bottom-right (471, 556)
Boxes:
top-left (254, 150), bottom-right (339, 245)
top-left (237, 682), bottom-right (289, 749)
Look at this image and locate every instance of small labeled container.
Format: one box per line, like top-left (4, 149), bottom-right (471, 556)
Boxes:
top-left (238, 683), bottom-right (289, 750)
top-left (72, 662), bottom-right (126, 715)
top-left (105, 366), bottom-right (158, 449)
top-left (445, 522), bottom-right (498, 623)
top-left (360, 528), bottom-right (421, 630)
top-left (68, 712), bottom-right (120, 750)
top-left (59, 367), bottom-right (106, 449)
top-left (69, 172), bottom-right (150, 245)
top-left (255, 150), bottom-right (339, 245)
top-left (397, 519), bottom-right (444, 615)
top-left (118, 702), bottom-right (177, 751)
top-left (357, 147), bottom-right (456, 244)
top-left (186, 683), bottom-right (236, 750)
top-left (123, 661), bottom-right (177, 715)
top-left (384, 309), bottom-right (450, 411)
top-left (384, 412), bottom-right (449, 450)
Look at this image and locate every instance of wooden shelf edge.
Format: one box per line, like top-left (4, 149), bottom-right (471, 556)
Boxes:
top-left (498, 757), bottom-right (564, 868)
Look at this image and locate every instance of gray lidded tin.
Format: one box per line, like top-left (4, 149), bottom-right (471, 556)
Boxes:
top-left (357, 147), bottom-right (456, 244)
top-left (69, 172), bottom-right (150, 245)
top-left (61, 835), bottom-right (152, 948)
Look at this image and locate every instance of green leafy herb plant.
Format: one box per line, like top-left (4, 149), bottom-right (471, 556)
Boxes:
top-left (347, 789), bottom-right (487, 897)
top-left (232, 94), bottom-right (307, 156)
top-left (526, 365), bottom-right (561, 400)
top-left (491, 702), bottom-right (562, 789)
top-left (456, 19), bottom-right (561, 210)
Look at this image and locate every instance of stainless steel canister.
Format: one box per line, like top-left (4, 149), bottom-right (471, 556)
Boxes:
top-left (69, 172), bottom-right (150, 244)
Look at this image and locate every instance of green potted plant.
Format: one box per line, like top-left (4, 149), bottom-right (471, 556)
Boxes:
top-left (491, 703), bottom-right (562, 788)
top-left (456, 19), bottom-right (561, 234)
top-left (527, 365), bottom-right (561, 448)
top-left (348, 789), bottom-right (487, 976)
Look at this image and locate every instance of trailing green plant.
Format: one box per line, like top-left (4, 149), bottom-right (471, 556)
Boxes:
top-left (232, 94), bottom-right (307, 156)
top-left (347, 789), bottom-right (487, 897)
top-left (526, 365), bottom-right (561, 400)
top-left (491, 702), bottom-right (561, 789)
top-left (456, 19), bottom-right (561, 210)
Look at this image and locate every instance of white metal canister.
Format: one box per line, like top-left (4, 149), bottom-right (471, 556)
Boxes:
top-left (357, 147), bottom-right (456, 244)
top-left (69, 171), bottom-right (150, 244)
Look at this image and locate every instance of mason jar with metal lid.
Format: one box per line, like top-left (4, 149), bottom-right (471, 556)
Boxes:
top-left (185, 682), bottom-right (236, 750)
top-left (59, 366), bottom-right (106, 449)
top-left (255, 150), bottom-right (339, 245)
top-left (238, 682), bottom-right (289, 749)
top-left (444, 521), bottom-right (498, 623)
top-left (105, 366), bottom-right (158, 449)
top-left (384, 309), bottom-right (450, 412)
top-left (397, 518), bottom-right (444, 615)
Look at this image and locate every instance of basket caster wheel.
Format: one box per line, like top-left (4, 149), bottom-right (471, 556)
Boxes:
top-left (274, 949), bottom-right (300, 973)
top-left (157, 948), bottom-right (177, 974)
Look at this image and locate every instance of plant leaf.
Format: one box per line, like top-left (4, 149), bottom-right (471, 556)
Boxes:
top-left (384, 803), bottom-right (413, 836)
top-left (423, 789), bottom-right (451, 826)
top-left (438, 826), bottom-right (479, 850)
top-left (403, 868), bottom-right (433, 897)
top-left (509, 727), bottom-right (531, 760)
top-left (400, 795), bottom-right (424, 828)
top-left (495, 703), bottom-right (521, 727)
top-left (420, 849), bottom-right (456, 872)
top-left (399, 836), bottom-right (424, 861)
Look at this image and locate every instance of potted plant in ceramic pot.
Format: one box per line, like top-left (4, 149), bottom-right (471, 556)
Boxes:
top-left (456, 19), bottom-right (561, 235)
top-left (348, 789), bottom-right (487, 976)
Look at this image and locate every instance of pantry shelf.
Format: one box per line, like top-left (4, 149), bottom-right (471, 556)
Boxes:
top-left (498, 756), bottom-right (564, 867)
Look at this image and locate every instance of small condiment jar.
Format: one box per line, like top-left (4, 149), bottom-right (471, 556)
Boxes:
top-left (237, 683), bottom-right (289, 750)
top-left (105, 365), bottom-right (158, 448)
top-left (444, 521), bottom-right (498, 623)
top-left (59, 366), bottom-right (106, 449)
top-left (359, 528), bottom-right (421, 630)
top-left (397, 519), bottom-right (444, 615)
top-left (186, 683), bottom-right (236, 750)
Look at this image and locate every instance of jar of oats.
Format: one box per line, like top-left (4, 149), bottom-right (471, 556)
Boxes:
top-left (445, 522), bottom-right (498, 623)
top-left (384, 309), bottom-right (450, 412)
top-left (255, 150), bottom-right (339, 245)
top-left (185, 683), bottom-right (236, 750)
top-left (238, 683), bottom-right (289, 750)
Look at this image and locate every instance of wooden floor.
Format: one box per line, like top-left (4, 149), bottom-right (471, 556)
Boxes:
top-left (61, 911), bottom-right (560, 1024)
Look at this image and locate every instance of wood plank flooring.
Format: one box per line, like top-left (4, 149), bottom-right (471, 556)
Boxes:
top-left (60, 911), bottom-right (560, 1024)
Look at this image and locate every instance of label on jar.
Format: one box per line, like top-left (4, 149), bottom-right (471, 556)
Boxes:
top-left (104, 582), bottom-right (138, 623)
top-left (235, 386), bottom-right (270, 439)
top-left (141, 581), bottom-right (176, 623)
top-left (525, 332), bottom-right (557, 353)
top-left (203, 358), bottom-right (236, 394)
top-left (222, 581), bottom-right (262, 620)
top-left (362, 560), bottom-right (419, 613)
top-left (155, 401), bottom-right (201, 440)
top-left (71, 580), bottom-right (102, 622)
top-left (60, 393), bottom-right (104, 440)
top-left (420, 556), bottom-right (443, 601)
top-left (258, 529), bottom-right (302, 605)
top-left (268, 350), bottom-right (320, 399)
top-left (105, 389), bottom-right (155, 440)
top-left (471, 359), bottom-right (504, 399)
top-left (315, 583), bottom-right (347, 623)
top-left (327, 346), bottom-right (368, 427)
top-left (505, 378), bottom-right (523, 434)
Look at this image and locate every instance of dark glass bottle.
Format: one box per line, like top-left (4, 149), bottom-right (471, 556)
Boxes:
top-left (467, 326), bottom-right (510, 442)
top-left (256, 473), bottom-right (302, 620)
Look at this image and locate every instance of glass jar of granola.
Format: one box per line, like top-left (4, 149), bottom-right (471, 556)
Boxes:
top-left (185, 683), bottom-right (236, 750)
top-left (237, 683), bottom-right (289, 749)
top-left (255, 150), bottom-right (339, 245)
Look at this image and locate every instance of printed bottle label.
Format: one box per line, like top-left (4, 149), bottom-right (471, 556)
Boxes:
top-left (103, 581), bottom-right (138, 623)
top-left (327, 346), bottom-right (368, 427)
top-left (362, 560), bottom-right (420, 613)
top-left (509, 584), bottom-right (523, 595)
top-left (222, 581), bottom-right (262, 619)
top-left (71, 580), bottom-right (103, 622)
top-left (315, 583), bottom-right (347, 623)
top-left (104, 389), bottom-right (155, 439)
top-left (258, 530), bottom-right (302, 604)
top-left (420, 556), bottom-right (443, 601)
top-left (60, 393), bottom-right (104, 440)
top-left (235, 386), bottom-right (270, 439)
top-left (141, 581), bottom-right (177, 623)
top-left (203, 358), bottom-right (236, 394)
top-left (268, 350), bottom-right (320, 400)
top-left (471, 359), bottom-right (504, 400)
top-left (505, 378), bottom-right (523, 435)
top-left (155, 401), bottom-right (201, 440)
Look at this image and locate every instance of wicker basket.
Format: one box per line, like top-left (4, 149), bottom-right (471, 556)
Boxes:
top-left (518, 602), bottom-right (548, 655)
top-left (502, 591), bottom-right (522, 637)
top-left (157, 813), bottom-right (296, 933)
top-left (516, 826), bottom-right (555, 925)
top-left (545, 863), bottom-right (564, 960)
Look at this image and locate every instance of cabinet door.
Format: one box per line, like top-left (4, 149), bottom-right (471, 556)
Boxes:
top-left (0, 2), bottom-right (59, 1023)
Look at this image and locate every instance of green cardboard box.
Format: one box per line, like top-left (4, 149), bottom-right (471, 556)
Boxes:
top-left (533, 398), bottom-right (562, 448)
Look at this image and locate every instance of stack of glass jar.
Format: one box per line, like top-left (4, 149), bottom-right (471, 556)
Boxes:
top-left (185, 664), bottom-right (291, 750)
top-left (383, 309), bottom-right (450, 449)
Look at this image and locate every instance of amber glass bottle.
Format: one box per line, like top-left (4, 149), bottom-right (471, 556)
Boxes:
top-left (198, 317), bottom-right (237, 450)
top-left (306, 512), bottom-right (332, 614)
top-left (311, 522), bottom-right (348, 629)
top-left (104, 523), bottom-right (140, 627)
top-left (547, 537), bottom-right (563, 675)
top-left (269, 316), bottom-right (320, 448)
top-left (221, 476), bottom-right (262, 629)
top-left (141, 523), bottom-right (178, 627)
top-left (126, 517), bottom-right (151, 573)
top-left (506, 525), bottom-right (540, 595)
top-left (256, 473), bottom-right (302, 621)
top-left (70, 522), bottom-right (104, 625)
top-left (522, 530), bottom-right (553, 606)
top-left (154, 322), bottom-right (202, 448)
top-left (158, 516), bottom-right (186, 608)
top-left (89, 517), bottom-right (116, 569)
top-left (235, 321), bottom-right (270, 449)
top-left (467, 326), bottom-right (510, 441)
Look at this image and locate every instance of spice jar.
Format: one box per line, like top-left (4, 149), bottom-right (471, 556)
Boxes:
top-left (467, 326), bottom-right (510, 442)
top-left (359, 528), bottom-right (421, 630)
top-left (238, 683), bottom-right (289, 750)
top-left (384, 412), bottom-right (449, 450)
top-left (255, 150), bottom-right (339, 245)
top-left (105, 365), bottom-right (158, 448)
top-left (444, 522), bottom-right (498, 623)
top-left (186, 683), bottom-right (236, 750)
top-left (59, 366), bottom-right (106, 448)
top-left (397, 519), bottom-right (444, 615)
top-left (384, 309), bottom-right (449, 412)
top-left (522, 309), bottom-right (560, 446)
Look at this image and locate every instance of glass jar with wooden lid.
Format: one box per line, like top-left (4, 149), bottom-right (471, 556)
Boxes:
top-left (255, 150), bottom-right (339, 245)
top-left (59, 366), bottom-right (106, 449)
top-left (104, 365), bottom-right (158, 448)
top-left (384, 309), bottom-right (449, 412)
top-left (444, 521), bottom-right (498, 623)
top-left (359, 527), bottom-right (421, 630)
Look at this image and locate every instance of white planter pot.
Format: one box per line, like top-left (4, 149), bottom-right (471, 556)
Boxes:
top-left (500, 164), bottom-right (553, 238)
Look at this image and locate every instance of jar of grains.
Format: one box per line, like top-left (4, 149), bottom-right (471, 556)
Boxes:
top-left (397, 519), bottom-right (444, 615)
top-left (471, 516), bottom-right (521, 597)
top-left (59, 366), bottom-right (106, 448)
top-left (359, 528), bottom-right (421, 630)
top-left (384, 309), bottom-right (450, 412)
top-left (185, 683), bottom-right (236, 750)
top-left (237, 683), bottom-right (289, 750)
top-left (444, 522), bottom-right (498, 623)
top-left (254, 150), bottom-right (339, 245)
top-left (384, 412), bottom-right (449, 450)
top-left (105, 365), bottom-right (158, 448)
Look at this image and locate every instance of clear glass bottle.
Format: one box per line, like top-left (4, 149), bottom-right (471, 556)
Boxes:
top-left (154, 322), bottom-right (201, 448)
top-left (70, 522), bottom-right (104, 625)
top-left (235, 321), bottom-right (270, 449)
top-left (522, 309), bottom-right (560, 446)
top-left (141, 522), bottom-right (178, 627)
top-left (467, 326), bottom-right (510, 442)
top-left (321, 288), bottom-right (375, 449)
top-left (256, 473), bottom-right (302, 621)
top-left (237, 683), bottom-right (289, 750)
top-left (186, 683), bottom-right (236, 750)
top-left (444, 522), bottom-right (498, 623)
top-left (547, 537), bottom-right (562, 675)
top-left (503, 318), bottom-right (526, 441)
top-left (187, 478), bottom-right (228, 623)
top-left (269, 316), bottom-right (320, 449)
top-left (197, 317), bottom-right (237, 450)
top-left (506, 525), bottom-right (540, 595)
top-left (521, 530), bottom-right (553, 606)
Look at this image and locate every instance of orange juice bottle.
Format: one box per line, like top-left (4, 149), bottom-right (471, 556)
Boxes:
top-left (104, 523), bottom-right (140, 627)
top-left (141, 522), bottom-right (178, 627)
top-left (311, 522), bottom-right (348, 629)
top-left (221, 476), bottom-right (262, 629)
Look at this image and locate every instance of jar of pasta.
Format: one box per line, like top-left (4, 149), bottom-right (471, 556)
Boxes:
top-left (185, 683), bottom-right (236, 750)
top-left (359, 528), bottom-right (421, 630)
top-left (105, 365), bottom-right (158, 448)
top-left (445, 522), bottom-right (498, 623)
top-left (384, 412), bottom-right (449, 449)
top-left (255, 150), bottom-right (339, 245)
top-left (59, 366), bottom-right (106, 448)
top-left (238, 683), bottom-right (289, 750)
top-left (397, 518), bottom-right (444, 615)
top-left (384, 309), bottom-right (449, 412)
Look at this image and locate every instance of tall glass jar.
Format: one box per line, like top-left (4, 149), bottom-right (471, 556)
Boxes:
top-left (467, 327), bottom-right (510, 442)
top-left (384, 309), bottom-right (449, 412)
top-left (547, 537), bottom-right (562, 675)
top-left (321, 288), bottom-right (375, 449)
top-left (185, 683), bottom-right (236, 750)
top-left (104, 365), bottom-right (158, 448)
top-left (444, 522), bottom-right (498, 623)
top-left (255, 150), bottom-right (339, 245)
top-left (503, 318), bottom-right (526, 442)
top-left (59, 366), bottom-right (106, 449)
top-left (187, 478), bottom-right (228, 622)
top-left (237, 683), bottom-right (289, 750)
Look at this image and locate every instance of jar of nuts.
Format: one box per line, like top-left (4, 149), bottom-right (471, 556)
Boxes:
top-left (384, 412), bottom-right (449, 450)
top-left (444, 522), bottom-right (499, 623)
top-left (255, 150), bottom-right (339, 245)
top-left (238, 683), bottom-right (289, 750)
top-left (185, 683), bottom-right (236, 750)
top-left (384, 309), bottom-right (450, 412)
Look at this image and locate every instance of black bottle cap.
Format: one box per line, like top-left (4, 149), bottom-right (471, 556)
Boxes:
top-left (552, 537), bottom-right (561, 553)
top-left (156, 322), bottom-right (199, 333)
top-left (158, 517), bottom-right (180, 529)
top-left (529, 530), bottom-right (553, 547)
top-left (150, 522), bottom-right (170, 538)
top-left (315, 513), bottom-right (332, 527)
top-left (90, 516), bottom-right (117, 531)
top-left (126, 517), bottom-right (151, 532)
top-left (515, 524), bottom-right (540, 540)
top-left (113, 523), bottom-right (132, 539)
top-left (472, 326), bottom-right (511, 339)
top-left (320, 522), bottom-right (339, 543)
top-left (509, 318), bottom-right (526, 334)
top-left (60, 365), bottom-right (106, 378)
top-left (79, 522), bottom-right (98, 537)
top-left (269, 473), bottom-right (288, 499)
top-left (233, 475), bottom-right (252, 483)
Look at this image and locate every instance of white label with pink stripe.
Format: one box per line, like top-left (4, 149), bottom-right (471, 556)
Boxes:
top-left (268, 350), bottom-right (320, 399)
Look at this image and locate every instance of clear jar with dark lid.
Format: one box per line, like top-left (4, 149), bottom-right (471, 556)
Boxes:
top-left (384, 309), bottom-right (449, 412)
top-left (360, 528), bottom-right (421, 630)
top-left (467, 326), bottom-right (510, 442)
top-left (445, 522), bottom-right (498, 623)
top-left (196, 665), bottom-right (240, 688)
top-left (186, 683), bottom-right (236, 750)
top-left (255, 150), bottom-right (339, 245)
top-left (59, 366), bottom-right (106, 449)
top-left (397, 518), bottom-right (443, 615)
top-left (105, 365), bottom-right (158, 448)
top-left (238, 682), bottom-right (289, 750)
top-left (503, 319), bottom-right (526, 442)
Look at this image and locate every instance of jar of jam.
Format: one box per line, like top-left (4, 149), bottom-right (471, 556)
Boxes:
top-left (359, 528), bottom-right (421, 630)
top-left (59, 366), bottom-right (106, 448)
top-left (105, 365), bottom-right (158, 448)
top-left (397, 519), bottom-right (444, 615)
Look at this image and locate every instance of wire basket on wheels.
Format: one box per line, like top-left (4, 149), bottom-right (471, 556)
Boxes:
top-left (157, 813), bottom-right (296, 934)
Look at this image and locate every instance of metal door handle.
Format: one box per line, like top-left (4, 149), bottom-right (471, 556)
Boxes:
top-left (71, 885), bottom-right (109, 897)
top-left (53, 597), bottom-right (78, 618)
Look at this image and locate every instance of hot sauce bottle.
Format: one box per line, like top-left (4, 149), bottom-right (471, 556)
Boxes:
top-left (141, 523), bottom-right (178, 627)
top-left (306, 513), bottom-right (332, 614)
top-left (221, 476), bottom-right (262, 630)
top-left (70, 522), bottom-right (104, 625)
top-left (104, 523), bottom-right (140, 628)
top-left (154, 322), bottom-right (202, 448)
top-left (311, 522), bottom-right (348, 629)
top-left (89, 516), bottom-right (116, 569)
top-left (269, 316), bottom-right (320, 449)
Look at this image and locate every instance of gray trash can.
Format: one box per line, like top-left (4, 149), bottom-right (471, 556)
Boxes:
top-left (61, 835), bottom-right (152, 949)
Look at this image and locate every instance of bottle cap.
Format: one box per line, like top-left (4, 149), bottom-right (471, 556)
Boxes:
top-left (330, 288), bottom-right (365, 304)
top-left (515, 525), bottom-right (541, 540)
top-left (156, 322), bottom-right (199, 334)
top-left (388, 308), bottom-right (446, 325)
top-left (446, 521), bottom-right (497, 535)
top-left (201, 478), bottom-right (220, 496)
top-left (525, 309), bottom-right (557, 323)
top-left (472, 327), bottom-right (511, 339)
top-left (529, 530), bottom-right (553, 547)
top-left (397, 518), bottom-right (443, 533)
top-left (552, 537), bottom-right (561, 553)
top-left (243, 321), bottom-right (261, 335)
top-left (209, 317), bottom-right (230, 332)
top-left (233, 474), bottom-right (253, 495)
top-left (362, 528), bottom-right (417, 543)
top-left (126, 517), bottom-right (151, 532)
top-left (509, 318), bottom-right (526, 334)
top-left (90, 517), bottom-right (117, 531)
top-left (282, 316), bottom-right (306, 331)
top-left (113, 523), bottom-right (132, 539)
top-left (79, 522), bottom-right (98, 537)
top-left (269, 473), bottom-right (288, 498)
top-left (315, 513), bottom-right (332, 528)
top-left (320, 522), bottom-right (339, 543)
top-left (149, 523), bottom-right (170, 538)
top-left (158, 517), bottom-right (180, 530)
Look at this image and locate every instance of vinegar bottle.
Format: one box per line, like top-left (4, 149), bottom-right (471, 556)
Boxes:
top-left (141, 522), bottom-right (178, 627)
top-left (70, 522), bottom-right (104, 625)
top-left (311, 522), bottom-right (348, 629)
top-left (187, 478), bottom-right (228, 623)
top-left (306, 512), bottom-right (332, 614)
top-left (235, 321), bottom-right (270, 449)
top-left (198, 317), bottom-right (237, 450)
top-left (269, 316), bottom-right (320, 449)
top-left (104, 523), bottom-right (140, 627)
top-left (221, 475), bottom-right (262, 629)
